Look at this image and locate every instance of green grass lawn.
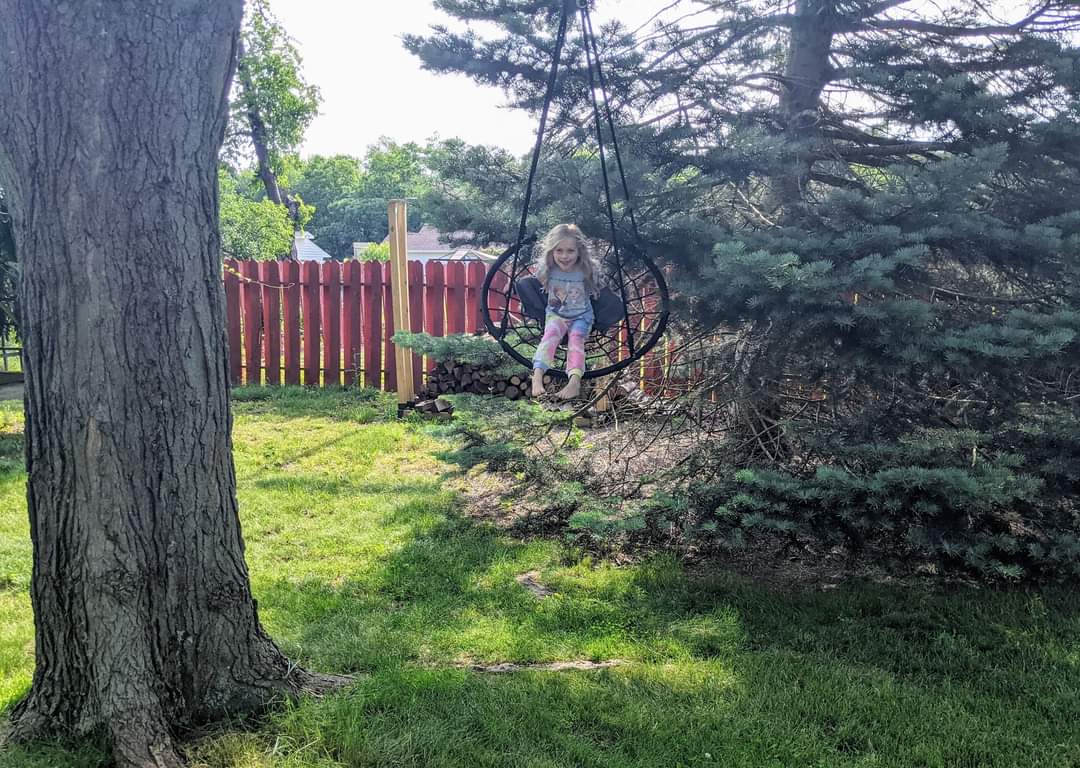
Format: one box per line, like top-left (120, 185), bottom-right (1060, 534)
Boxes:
top-left (1, 387), bottom-right (1078, 767)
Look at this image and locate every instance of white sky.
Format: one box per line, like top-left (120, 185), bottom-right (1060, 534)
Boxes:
top-left (270, 0), bottom-right (662, 158)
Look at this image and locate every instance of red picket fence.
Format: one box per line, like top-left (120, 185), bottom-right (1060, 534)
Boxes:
top-left (223, 258), bottom-right (495, 389)
top-left (223, 258), bottom-right (699, 395)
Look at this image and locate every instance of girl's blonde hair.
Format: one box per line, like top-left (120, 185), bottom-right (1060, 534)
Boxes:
top-left (534, 223), bottom-right (604, 295)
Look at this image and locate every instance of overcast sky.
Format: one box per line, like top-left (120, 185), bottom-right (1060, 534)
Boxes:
top-left (270, 0), bottom-right (661, 158)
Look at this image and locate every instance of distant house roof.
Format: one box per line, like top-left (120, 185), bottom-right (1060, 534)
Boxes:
top-left (292, 232), bottom-right (332, 262)
top-left (380, 224), bottom-right (449, 253)
top-left (445, 247), bottom-right (496, 264)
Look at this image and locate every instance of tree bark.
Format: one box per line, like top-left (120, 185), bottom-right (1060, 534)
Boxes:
top-left (237, 39), bottom-right (286, 207)
top-left (236, 40), bottom-right (301, 225)
top-left (737, 0), bottom-right (838, 455)
top-left (0, 3), bottom-right (344, 766)
top-left (770, 0), bottom-right (837, 216)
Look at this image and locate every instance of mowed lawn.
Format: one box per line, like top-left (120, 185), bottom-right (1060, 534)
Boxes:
top-left (1, 388), bottom-right (1078, 768)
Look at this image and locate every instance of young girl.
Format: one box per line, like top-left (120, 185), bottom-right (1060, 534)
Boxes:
top-left (531, 223), bottom-right (603, 399)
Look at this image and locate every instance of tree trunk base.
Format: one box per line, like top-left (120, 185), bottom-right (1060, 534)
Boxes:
top-left (6, 659), bottom-right (354, 768)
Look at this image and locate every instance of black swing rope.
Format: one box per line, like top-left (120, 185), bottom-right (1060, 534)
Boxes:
top-left (498, 2), bottom-right (571, 337)
top-left (481, 0), bottom-right (670, 380)
top-left (578, 0), bottom-right (635, 356)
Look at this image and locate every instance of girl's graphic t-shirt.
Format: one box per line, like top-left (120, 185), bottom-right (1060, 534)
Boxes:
top-left (546, 268), bottom-right (593, 320)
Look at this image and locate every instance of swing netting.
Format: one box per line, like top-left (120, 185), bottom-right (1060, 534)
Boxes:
top-left (482, 238), bottom-right (668, 379)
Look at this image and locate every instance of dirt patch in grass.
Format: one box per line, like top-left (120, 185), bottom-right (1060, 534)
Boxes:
top-left (450, 456), bottom-right (941, 593)
top-left (515, 570), bottom-right (555, 598)
top-left (464, 660), bottom-right (624, 673)
top-left (446, 466), bottom-right (550, 531)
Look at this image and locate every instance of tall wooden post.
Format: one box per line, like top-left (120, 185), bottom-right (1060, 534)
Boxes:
top-left (388, 199), bottom-right (414, 405)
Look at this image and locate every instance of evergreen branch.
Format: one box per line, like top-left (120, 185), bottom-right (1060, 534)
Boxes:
top-left (849, 4), bottom-right (1058, 38)
top-left (854, 0), bottom-right (915, 19)
top-left (927, 285), bottom-right (1065, 306)
top-left (812, 141), bottom-right (953, 160)
top-left (642, 14), bottom-right (799, 75)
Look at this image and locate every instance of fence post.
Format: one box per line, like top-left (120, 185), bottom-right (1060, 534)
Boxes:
top-left (388, 199), bottom-right (413, 405)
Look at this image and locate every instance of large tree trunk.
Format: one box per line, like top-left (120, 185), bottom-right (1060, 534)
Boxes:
top-left (735, 0), bottom-right (838, 458)
top-left (0, 3), bottom-right (343, 766)
top-left (769, 0), bottom-right (836, 218)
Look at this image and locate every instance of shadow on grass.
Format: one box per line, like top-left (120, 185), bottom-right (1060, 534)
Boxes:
top-left (5, 396), bottom-right (1080, 767)
top-left (0, 432), bottom-right (22, 467)
top-left (240, 478), bottom-right (1080, 766)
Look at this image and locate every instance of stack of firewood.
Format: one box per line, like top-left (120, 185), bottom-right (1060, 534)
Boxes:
top-left (421, 361), bottom-right (496, 397)
top-left (419, 361), bottom-right (569, 401)
top-left (494, 373), bottom-right (534, 400)
top-left (402, 397), bottom-right (454, 419)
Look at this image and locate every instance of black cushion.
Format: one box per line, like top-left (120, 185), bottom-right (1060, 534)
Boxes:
top-left (514, 276), bottom-right (626, 333)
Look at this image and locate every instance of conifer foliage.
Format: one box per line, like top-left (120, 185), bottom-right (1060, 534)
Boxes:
top-left (407, 1), bottom-right (1080, 579)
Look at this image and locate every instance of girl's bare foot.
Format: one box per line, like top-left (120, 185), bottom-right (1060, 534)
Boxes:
top-left (556, 374), bottom-right (581, 400)
top-left (532, 368), bottom-right (546, 397)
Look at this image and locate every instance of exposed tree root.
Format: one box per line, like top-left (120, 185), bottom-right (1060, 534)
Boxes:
top-left (5, 660), bottom-right (355, 768)
top-left (464, 660), bottom-right (624, 673)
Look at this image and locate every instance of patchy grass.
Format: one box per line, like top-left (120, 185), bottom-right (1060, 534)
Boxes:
top-left (0, 387), bottom-right (1078, 767)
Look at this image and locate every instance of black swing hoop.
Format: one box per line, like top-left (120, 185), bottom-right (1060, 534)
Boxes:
top-left (480, 0), bottom-right (670, 380)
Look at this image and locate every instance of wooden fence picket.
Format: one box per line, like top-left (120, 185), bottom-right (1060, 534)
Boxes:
top-left (342, 261), bottom-right (362, 386)
top-left (224, 261), bottom-right (242, 386)
top-left (486, 270), bottom-right (506, 329)
top-left (446, 262), bottom-right (466, 334)
top-left (424, 261), bottom-right (445, 371)
top-left (361, 261), bottom-right (381, 388)
top-left (260, 261), bottom-right (281, 385)
top-left (465, 262), bottom-right (484, 333)
top-left (382, 261), bottom-right (396, 392)
top-left (282, 260), bottom-right (301, 385)
top-left (322, 261), bottom-right (341, 386)
top-left (408, 260), bottom-right (424, 390)
top-left (240, 260), bottom-right (262, 385)
top-left (301, 261), bottom-right (321, 385)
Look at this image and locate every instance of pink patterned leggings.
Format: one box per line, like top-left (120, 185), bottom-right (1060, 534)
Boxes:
top-left (533, 311), bottom-right (592, 377)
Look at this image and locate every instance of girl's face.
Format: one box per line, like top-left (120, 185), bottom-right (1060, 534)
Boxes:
top-left (551, 238), bottom-right (580, 270)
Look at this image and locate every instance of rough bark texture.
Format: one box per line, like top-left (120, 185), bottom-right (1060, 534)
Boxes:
top-left (0, 2), bottom-right (343, 765)
top-left (772, 0), bottom-right (836, 216)
top-left (746, 0), bottom-right (837, 453)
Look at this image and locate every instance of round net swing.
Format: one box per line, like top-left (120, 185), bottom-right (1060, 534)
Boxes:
top-left (480, 0), bottom-right (669, 380)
